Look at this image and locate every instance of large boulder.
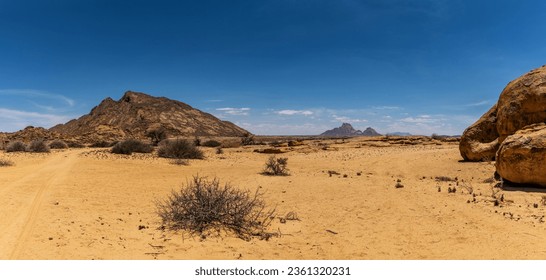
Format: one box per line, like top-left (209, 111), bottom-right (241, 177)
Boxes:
top-left (496, 123), bottom-right (546, 186)
top-left (459, 104), bottom-right (499, 161)
top-left (460, 65), bottom-right (546, 161)
top-left (496, 66), bottom-right (546, 143)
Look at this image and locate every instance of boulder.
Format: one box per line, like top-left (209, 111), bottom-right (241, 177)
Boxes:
top-left (496, 66), bottom-right (546, 142)
top-left (460, 65), bottom-right (546, 161)
top-left (496, 123), bottom-right (546, 185)
top-left (459, 104), bottom-right (499, 161)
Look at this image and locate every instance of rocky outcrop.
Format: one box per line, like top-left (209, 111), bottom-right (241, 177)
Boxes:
top-left (459, 105), bottom-right (499, 161)
top-left (50, 91), bottom-right (249, 143)
top-left (460, 65), bottom-right (546, 161)
top-left (321, 123), bottom-right (381, 137)
top-left (496, 123), bottom-right (546, 186)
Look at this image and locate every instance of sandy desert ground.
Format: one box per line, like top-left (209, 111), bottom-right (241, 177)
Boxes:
top-left (1, 137), bottom-right (546, 260)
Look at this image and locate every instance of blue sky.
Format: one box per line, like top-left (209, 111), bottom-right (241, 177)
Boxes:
top-left (1, 0), bottom-right (545, 135)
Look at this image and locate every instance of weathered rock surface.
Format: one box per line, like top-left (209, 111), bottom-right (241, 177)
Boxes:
top-left (459, 104), bottom-right (499, 161)
top-left (50, 91), bottom-right (249, 143)
top-left (496, 66), bottom-right (546, 142)
top-left (496, 123), bottom-right (546, 185)
top-left (460, 65), bottom-right (546, 161)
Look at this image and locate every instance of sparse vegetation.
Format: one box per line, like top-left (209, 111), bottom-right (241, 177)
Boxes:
top-left (241, 133), bottom-right (255, 146)
top-left (90, 141), bottom-right (115, 148)
top-left (49, 140), bottom-right (68, 149)
top-left (262, 156), bottom-right (289, 176)
top-left (28, 140), bottom-right (50, 153)
top-left (171, 159), bottom-right (189, 166)
top-left (6, 141), bottom-right (26, 152)
top-left (157, 176), bottom-right (275, 241)
top-left (146, 127), bottom-right (167, 146)
top-left (0, 159), bottom-right (14, 167)
top-left (193, 137), bottom-right (201, 147)
top-left (158, 139), bottom-right (204, 159)
top-left (66, 141), bottom-right (85, 148)
top-left (111, 139), bottom-right (153, 155)
top-left (202, 139), bottom-right (222, 147)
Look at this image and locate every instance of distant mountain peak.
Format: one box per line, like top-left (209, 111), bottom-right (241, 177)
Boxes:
top-left (320, 123), bottom-right (381, 137)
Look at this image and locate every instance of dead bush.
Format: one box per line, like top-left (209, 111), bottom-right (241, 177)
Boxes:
top-left (157, 176), bottom-right (275, 241)
top-left (28, 140), bottom-right (50, 153)
top-left (66, 141), bottom-right (85, 148)
top-left (0, 159), bottom-right (14, 167)
top-left (241, 133), bottom-right (255, 146)
top-left (171, 159), bottom-right (189, 166)
top-left (6, 141), bottom-right (26, 152)
top-left (202, 140), bottom-right (222, 147)
top-left (158, 139), bottom-right (204, 159)
top-left (146, 127), bottom-right (167, 146)
top-left (111, 139), bottom-right (153, 155)
top-left (49, 140), bottom-right (68, 149)
top-left (89, 141), bottom-right (115, 148)
top-left (262, 156), bottom-right (289, 176)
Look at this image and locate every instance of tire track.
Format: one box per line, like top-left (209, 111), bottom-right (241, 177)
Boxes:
top-left (0, 150), bottom-right (79, 259)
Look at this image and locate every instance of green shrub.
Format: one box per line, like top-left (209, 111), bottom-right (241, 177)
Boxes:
top-left (157, 176), bottom-right (275, 240)
top-left (6, 141), bottom-right (26, 152)
top-left (158, 139), bottom-right (204, 159)
top-left (28, 140), bottom-right (50, 153)
top-left (111, 139), bottom-right (153, 155)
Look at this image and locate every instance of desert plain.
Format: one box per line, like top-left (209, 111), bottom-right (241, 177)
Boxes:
top-left (1, 136), bottom-right (546, 260)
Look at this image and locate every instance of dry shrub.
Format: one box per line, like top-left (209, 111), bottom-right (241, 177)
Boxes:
top-left (241, 133), bottom-right (255, 146)
top-left (90, 141), bottom-right (114, 148)
top-left (111, 139), bottom-right (153, 155)
top-left (6, 141), bottom-right (26, 152)
top-left (28, 140), bottom-right (50, 153)
top-left (262, 156), bottom-right (289, 176)
top-left (0, 159), bottom-right (14, 167)
top-left (49, 140), bottom-right (68, 149)
top-left (158, 139), bottom-right (204, 159)
top-left (157, 176), bottom-right (275, 241)
top-left (202, 139), bottom-right (222, 147)
top-left (146, 127), bottom-right (167, 146)
top-left (66, 141), bottom-right (85, 148)
top-left (216, 147), bottom-right (224, 154)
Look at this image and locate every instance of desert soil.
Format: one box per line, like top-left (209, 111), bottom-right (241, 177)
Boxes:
top-left (1, 137), bottom-right (546, 260)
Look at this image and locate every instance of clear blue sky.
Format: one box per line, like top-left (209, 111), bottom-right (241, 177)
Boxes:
top-left (1, 0), bottom-right (545, 135)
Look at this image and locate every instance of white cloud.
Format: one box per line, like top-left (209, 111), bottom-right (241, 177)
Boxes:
top-left (0, 108), bottom-right (72, 132)
top-left (0, 89), bottom-right (75, 107)
top-left (464, 100), bottom-right (493, 107)
top-left (275, 109), bottom-right (313, 116)
top-left (216, 107), bottom-right (251, 116)
top-left (332, 114), bottom-right (368, 123)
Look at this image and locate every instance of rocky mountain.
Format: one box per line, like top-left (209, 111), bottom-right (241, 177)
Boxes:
top-left (320, 123), bottom-right (381, 137)
top-left (361, 127), bottom-right (381, 136)
top-left (49, 91), bottom-right (249, 142)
